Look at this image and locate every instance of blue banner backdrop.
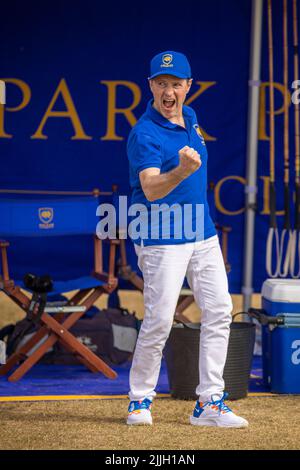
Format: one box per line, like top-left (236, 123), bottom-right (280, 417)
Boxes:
top-left (0, 0), bottom-right (299, 293)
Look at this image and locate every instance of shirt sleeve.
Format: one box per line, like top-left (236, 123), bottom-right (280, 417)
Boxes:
top-left (127, 131), bottom-right (162, 176)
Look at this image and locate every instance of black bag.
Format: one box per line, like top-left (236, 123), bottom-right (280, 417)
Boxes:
top-left (0, 320), bottom-right (37, 357)
top-left (0, 307), bottom-right (141, 366)
top-left (50, 307), bottom-right (141, 366)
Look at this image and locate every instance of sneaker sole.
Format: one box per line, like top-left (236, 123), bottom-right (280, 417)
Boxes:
top-left (126, 419), bottom-right (152, 426)
top-left (190, 416), bottom-right (248, 428)
top-left (127, 416), bottom-right (153, 426)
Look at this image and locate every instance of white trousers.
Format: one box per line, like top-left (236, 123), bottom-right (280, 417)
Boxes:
top-left (129, 234), bottom-right (233, 403)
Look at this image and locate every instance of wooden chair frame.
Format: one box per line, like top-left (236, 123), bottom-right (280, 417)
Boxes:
top-left (0, 236), bottom-right (118, 382)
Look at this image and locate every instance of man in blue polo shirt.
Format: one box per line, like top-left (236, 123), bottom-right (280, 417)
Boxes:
top-left (126, 51), bottom-right (248, 428)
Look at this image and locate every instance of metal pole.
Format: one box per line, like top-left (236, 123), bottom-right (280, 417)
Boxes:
top-left (242, 0), bottom-right (264, 312)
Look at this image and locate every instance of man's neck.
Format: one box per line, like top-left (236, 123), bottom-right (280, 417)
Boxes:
top-left (169, 115), bottom-right (185, 128)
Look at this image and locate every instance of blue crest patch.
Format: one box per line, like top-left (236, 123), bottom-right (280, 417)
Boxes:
top-left (193, 124), bottom-right (205, 145)
top-left (38, 207), bottom-right (54, 224)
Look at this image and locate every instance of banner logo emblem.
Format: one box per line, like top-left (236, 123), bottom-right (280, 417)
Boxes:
top-left (39, 207), bottom-right (54, 229)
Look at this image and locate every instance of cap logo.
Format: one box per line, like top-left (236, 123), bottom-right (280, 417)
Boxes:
top-left (161, 54), bottom-right (173, 68)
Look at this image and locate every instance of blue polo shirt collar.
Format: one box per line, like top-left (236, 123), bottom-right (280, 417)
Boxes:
top-left (146, 99), bottom-right (193, 129)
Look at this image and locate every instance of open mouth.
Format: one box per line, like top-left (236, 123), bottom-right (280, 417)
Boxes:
top-left (163, 99), bottom-right (176, 109)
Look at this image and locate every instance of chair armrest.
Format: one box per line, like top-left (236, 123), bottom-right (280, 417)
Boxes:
top-left (92, 271), bottom-right (118, 291)
top-left (215, 224), bottom-right (232, 233)
top-left (93, 237), bottom-right (118, 292)
top-left (0, 239), bottom-right (11, 282)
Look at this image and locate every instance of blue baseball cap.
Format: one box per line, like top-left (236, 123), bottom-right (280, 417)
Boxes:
top-left (149, 51), bottom-right (192, 80)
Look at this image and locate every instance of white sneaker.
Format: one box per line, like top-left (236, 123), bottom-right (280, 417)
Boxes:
top-left (190, 393), bottom-right (248, 428)
top-left (126, 398), bottom-right (153, 425)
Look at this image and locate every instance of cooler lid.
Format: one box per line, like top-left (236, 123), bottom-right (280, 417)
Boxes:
top-left (262, 279), bottom-right (300, 302)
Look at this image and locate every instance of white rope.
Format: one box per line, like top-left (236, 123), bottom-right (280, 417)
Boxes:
top-left (266, 227), bottom-right (280, 277)
top-left (278, 229), bottom-right (293, 277)
top-left (289, 230), bottom-right (300, 278)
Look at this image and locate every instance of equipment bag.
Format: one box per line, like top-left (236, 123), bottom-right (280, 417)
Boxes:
top-left (0, 307), bottom-right (141, 366)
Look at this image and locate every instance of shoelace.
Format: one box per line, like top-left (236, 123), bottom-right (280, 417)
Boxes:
top-left (139, 398), bottom-right (152, 410)
top-left (209, 392), bottom-right (232, 414)
top-left (129, 398), bottom-right (152, 412)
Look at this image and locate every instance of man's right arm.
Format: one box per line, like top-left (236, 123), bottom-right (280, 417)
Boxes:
top-left (139, 146), bottom-right (202, 202)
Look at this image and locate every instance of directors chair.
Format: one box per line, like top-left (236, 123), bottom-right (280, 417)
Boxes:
top-left (0, 191), bottom-right (118, 382)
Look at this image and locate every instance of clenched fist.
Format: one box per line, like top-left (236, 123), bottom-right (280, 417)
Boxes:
top-left (178, 145), bottom-right (202, 178)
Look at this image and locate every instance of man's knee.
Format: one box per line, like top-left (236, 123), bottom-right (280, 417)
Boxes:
top-left (209, 290), bottom-right (232, 308)
top-left (139, 315), bottom-right (174, 343)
